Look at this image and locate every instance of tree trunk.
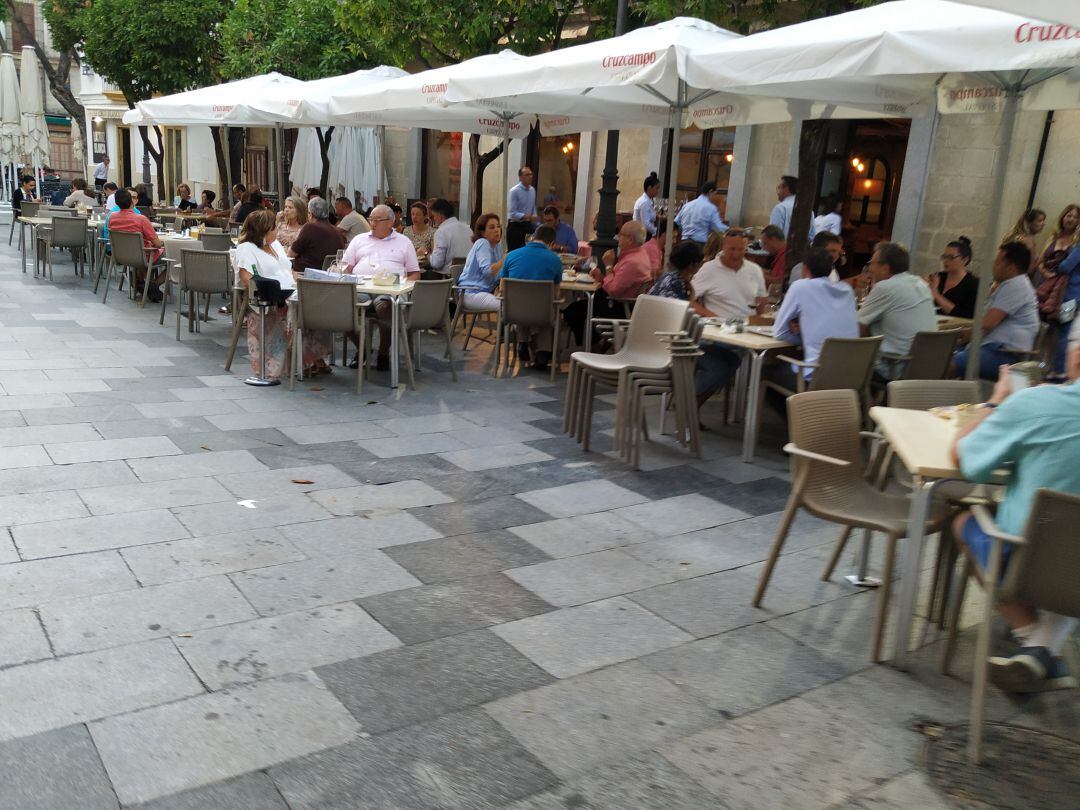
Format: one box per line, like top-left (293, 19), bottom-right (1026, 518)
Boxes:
top-left (316, 126), bottom-right (334, 194)
top-left (469, 133), bottom-right (505, 226)
top-left (211, 126), bottom-right (230, 204)
top-left (786, 119), bottom-right (831, 272)
top-left (4, 3), bottom-right (88, 173)
top-left (136, 124), bottom-right (165, 200)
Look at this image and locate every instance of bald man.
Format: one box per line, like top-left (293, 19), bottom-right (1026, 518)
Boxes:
top-left (564, 221), bottom-right (652, 346)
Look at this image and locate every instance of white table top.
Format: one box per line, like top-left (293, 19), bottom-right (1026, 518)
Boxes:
top-left (869, 406), bottom-right (961, 480)
top-left (701, 324), bottom-right (793, 352)
top-left (352, 279), bottom-right (415, 297)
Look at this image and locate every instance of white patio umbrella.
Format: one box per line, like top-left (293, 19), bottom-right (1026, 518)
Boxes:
top-left (19, 46), bottom-right (49, 193)
top-left (0, 53), bottom-right (22, 201)
top-left (289, 127), bottom-right (324, 194)
top-left (327, 126), bottom-right (384, 208)
top-left (952, 1), bottom-right (1080, 27)
top-left (445, 17), bottom-right (927, 262)
top-left (685, 0), bottom-right (1080, 375)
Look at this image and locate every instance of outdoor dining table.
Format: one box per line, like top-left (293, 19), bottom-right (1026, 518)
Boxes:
top-left (18, 215), bottom-right (102, 275)
top-left (868, 405), bottom-right (1005, 669)
top-left (700, 324), bottom-right (795, 463)
top-left (561, 276), bottom-right (600, 353)
top-left (353, 277), bottom-right (415, 389)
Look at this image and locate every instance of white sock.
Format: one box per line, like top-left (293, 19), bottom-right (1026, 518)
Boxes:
top-left (1012, 622), bottom-right (1037, 648)
top-left (1026, 613), bottom-right (1078, 656)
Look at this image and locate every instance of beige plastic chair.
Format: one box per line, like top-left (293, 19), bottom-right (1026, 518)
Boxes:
top-left (10, 200), bottom-right (38, 249)
top-left (289, 278), bottom-right (368, 393)
top-left (159, 239), bottom-right (205, 328)
top-left (494, 279), bottom-right (562, 381)
top-left (201, 232), bottom-right (233, 253)
top-left (941, 489), bottom-right (1080, 763)
top-left (403, 278), bottom-right (456, 382)
top-left (896, 328), bottom-right (963, 380)
top-left (753, 389), bottom-right (955, 662)
top-left (767, 335), bottom-right (884, 396)
top-left (171, 250), bottom-right (231, 342)
top-left (885, 379), bottom-right (981, 411)
top-left (101, 230), bottom-right (153, 305)
top-left (36, 215), bottom-right (89, 280)
top-left (563, 295), bottom-right (690, 451)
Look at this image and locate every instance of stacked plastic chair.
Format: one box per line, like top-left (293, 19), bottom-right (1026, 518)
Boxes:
top-left (563, 295), bottom-right (690, 458)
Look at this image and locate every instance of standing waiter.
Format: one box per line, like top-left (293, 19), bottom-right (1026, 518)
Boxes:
top-left (506, 166), bottom-right (537, 250)
top-left (93, 155), bottom-right (110, 193)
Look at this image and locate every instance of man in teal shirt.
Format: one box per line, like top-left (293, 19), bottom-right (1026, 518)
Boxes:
top-left (499, 225), bottom-right (562, 369)
top-left (951, 319), bottom-right (1080, 693)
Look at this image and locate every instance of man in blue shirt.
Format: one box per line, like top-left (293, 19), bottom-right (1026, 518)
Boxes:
top-left (769, 175), bottom-right (797, 238)
top-left (541, 205), bottom-right (578, 255)
top-left (674, 181), bottom-right (727, 246)
top-left (507, 166), bottom-right (538, 251)
top-left (769, 247), bottom-right (859, 390)
top-left (950, 319), bottom-right (1080, 693)
top-left (499, 225), bottom-right (562, 370)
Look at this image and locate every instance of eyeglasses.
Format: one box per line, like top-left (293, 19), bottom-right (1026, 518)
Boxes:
top-left (941, 253), bottom-right (961, 261)
top-left (370, 217), bottom-right (392, 224)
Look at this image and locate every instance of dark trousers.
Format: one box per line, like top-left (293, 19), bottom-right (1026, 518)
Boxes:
top-left (563, 289), bottom-right (622, 347)
top-left (507, 220), bottom-right (533, 251)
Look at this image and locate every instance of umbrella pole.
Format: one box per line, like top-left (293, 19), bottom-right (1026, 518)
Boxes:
top-left (377, 125), bottom-right (386, 204)
top-left (223, 126), bottom-right (233, 208)
top-left (502, 115), bottom-right (510, 248)
top-left (275, 122), bottom-right (286, 209)
top-left (663, 83), bottom-right (685, 272)
top-left (965, 90), bottom-right (1018, 382)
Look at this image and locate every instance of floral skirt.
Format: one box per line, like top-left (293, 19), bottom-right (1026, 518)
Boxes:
top-left (246, 306), bottom-right (329, 379)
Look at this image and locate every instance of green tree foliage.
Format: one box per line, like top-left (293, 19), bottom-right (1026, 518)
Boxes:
top-left (220, 0), bottom-right (370, 81)
top-left (635, 0), bottom-right (882, 34)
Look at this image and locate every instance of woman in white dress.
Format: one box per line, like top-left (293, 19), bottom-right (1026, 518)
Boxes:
top-left (235, 209), bottom-right (328, 378)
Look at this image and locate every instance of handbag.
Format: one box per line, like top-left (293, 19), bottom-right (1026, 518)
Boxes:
top-left (1036, 272), bottom-right (1069, 323)
top-left (252, 275), bottom-right (292, 307)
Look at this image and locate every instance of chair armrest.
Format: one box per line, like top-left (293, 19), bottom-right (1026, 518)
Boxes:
top-left (971, 504), bottom-right (1026, 545)
top-left (859, 431), bottom-right (885, 441)
top-left (783, 442), bottom-right (852, 467)
top-left (591, 318), bottom-right (629, 326)
top-left (776, 354), bottom-right (817, 369)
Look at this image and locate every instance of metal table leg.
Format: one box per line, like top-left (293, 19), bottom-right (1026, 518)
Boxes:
top-left (390, 296), bottom-right (400, 389)
top-left (740, 349), bottom-right (767, 463)
top-left (19, 220), bottom-right (26, 273)
top-left (584, 290), bottom-right (595, 352)
top-left (892, 476), bottom-right (957, 669)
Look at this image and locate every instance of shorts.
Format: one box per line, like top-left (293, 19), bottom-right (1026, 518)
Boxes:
top-left (961, 512), bottom-right (1014, 577)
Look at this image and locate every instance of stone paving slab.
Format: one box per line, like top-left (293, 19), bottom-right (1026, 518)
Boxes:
top-left (13, 509), bottom-right (191, 559)
top-left (505, 548), bottom-right (675, 607)
top-left (438, 442), bottom-right (555, 471)
top-left (0, 639), bottom-right (204, 742)
top-left (0, 551), bottom-right (138, 611)
top-left (45, 435), bottom-right (182, 464)
top-left (116, 527), bottom-right (302, 587)
top-left (77, 477), bottom-right (234, 516)
top-left (278, 512), bottom-right (441, 556)
top-left (492, 596), bottom-right (692, 678)
top-left (514, 478), bottom-right (649, 518)
top-left (611, 493), bottom-right (752, 536)
top-left (171, 493), bottom-right (333, 536)
top-left (0, 490), bottom-right (89, 526)
top-left (229, 550), bottom-right (421, 615)
top-left (486, 660), bottom-right (714, 779)
top-left (214, 464), bottom-right (360, 496)
top-left (176, 602), bottom-right (401, 689)
top-left (0, 422), bottom-right (100, 447)
top-left (127, 449), bottom-right (269, 482)
top-left (316, 630), bottom-right (554, 735)
top-left (0, 608), bottom-right (52, 669)
top-left (0, 443), bottom-right (52, 469)
top-left (0, 725), bottom-right (120, 810)
top-left (507, 510), bottom-right (657, 558)
top-left (40, 575), bottom-right (257, 655)
top-left (384, 529), bottom-right (551, 584)
top-left (128, 773), bottom-right (289, 810)
top-left (308, 480), bottom-right (453, 515)
top-left (89, 672), bottom-right (360, 805)
top-left (270, 708), bottom-right (556, 809)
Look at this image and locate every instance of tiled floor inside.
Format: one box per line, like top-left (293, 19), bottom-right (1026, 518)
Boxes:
top-left (0, 228), bottom-right (1074, 808)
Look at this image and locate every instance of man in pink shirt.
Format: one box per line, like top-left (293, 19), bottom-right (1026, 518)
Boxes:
top-left (342, 204), bottom-right (420, 370)
top-left (564, 221), bottom-right (652, 346)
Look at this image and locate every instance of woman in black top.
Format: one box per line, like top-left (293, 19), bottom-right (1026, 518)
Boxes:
top-left (12, 175), bottom-right (36, 214)
top-left (928, 235), bottom-right (979, 319)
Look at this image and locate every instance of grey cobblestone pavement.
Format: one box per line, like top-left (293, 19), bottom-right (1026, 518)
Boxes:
top-left (0, 233), bottom-right (1074, 808)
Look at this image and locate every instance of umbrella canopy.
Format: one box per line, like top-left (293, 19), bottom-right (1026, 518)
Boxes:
top-left (0, 53), bottom-right (22, 168)
top-left (951, 1), bottom-right (1080, 27)
top-left (269, 66), bottom-right (407, 125)
top-left (19, 46), bottom-right (49, 169)
top-left (122, 72), bottom-right (303, 126)
top-left (327, 126), bottom-right (383, 209)
top-left (444, 17), bottom-right (923, 131)
top-left (684, 0), bottom-right (1080, 379)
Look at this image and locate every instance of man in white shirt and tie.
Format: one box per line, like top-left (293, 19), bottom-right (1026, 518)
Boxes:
top-left (769, 175), bottom-right (797, 238)
top-left (632, 173), bottom-right (660, 238)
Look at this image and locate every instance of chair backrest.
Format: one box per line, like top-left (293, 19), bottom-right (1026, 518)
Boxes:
top-left (808, 336), bottom-right (883, 393)
top-left (201, 233), bottom-right (233, 252)
top-left (44, 206), bottom-right (75, 217)
top-left (786, 389), bottom-right (866, 509)
top-left (135, 205), bottom-right (153, 219)
top-left (619, 294), bottom-right (691, 365)
top-left (181, 249), bottom-right (232, 295)
top-left (164, 238), bottom-right (203, 266)
top-left (51, 216), bottom-right (88, 248)
top-left (110, 230), bottom-right (149, 269)
top-left (886, 379), bottom-right (981, 411)
top-left (901, 329), bottom-right (962, 380)
top-left (322, 254), bottom-right (338, 270)
top-left (408, 279), bottom-right (453, 331)
top-left (20, 201), bottom-right (39, 218)
top-left (1003, 489), bottom-right (1080, 618)
top-left (295, 278), bottom-right (359, 334)
top-left (449, 259), bottom-right (466, 285)
top-left (502, 279), bottom-right (556, 330)
top-left (200, 226), bottom-right (225, 234)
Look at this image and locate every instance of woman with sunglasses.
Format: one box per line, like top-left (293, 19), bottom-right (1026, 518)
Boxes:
top-left (928, 235), bottom-right (978, 319)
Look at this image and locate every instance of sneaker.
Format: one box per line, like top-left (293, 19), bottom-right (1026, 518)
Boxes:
top-left (989, 646), bottom-right (1078, 693)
